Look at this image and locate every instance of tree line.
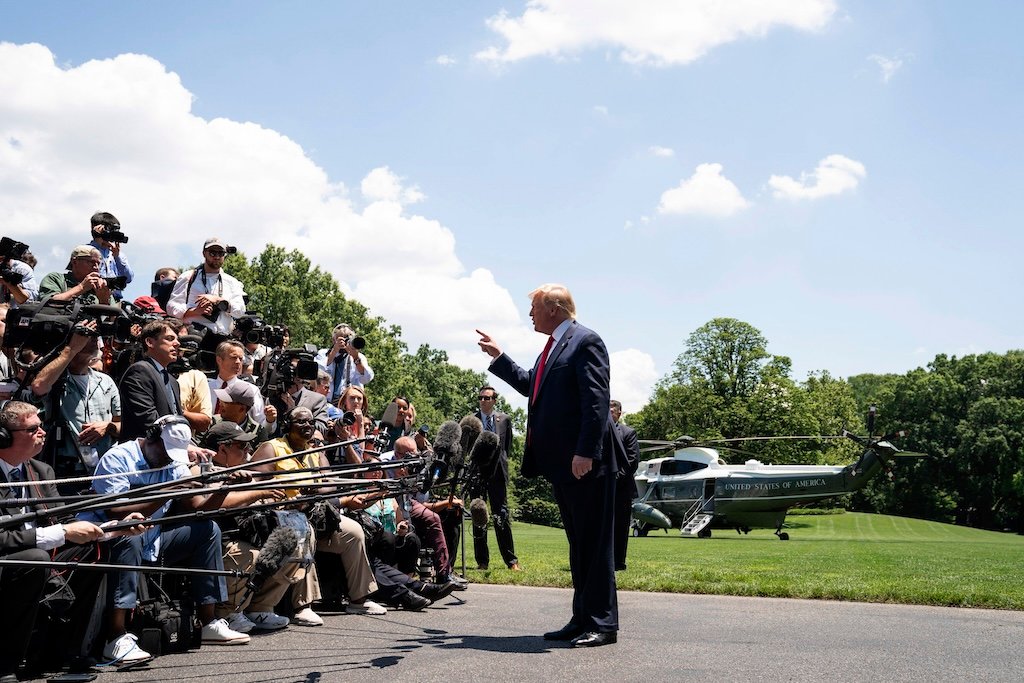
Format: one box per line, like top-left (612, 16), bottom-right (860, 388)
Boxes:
top-left (233, 248), bottom-right (1022, 532)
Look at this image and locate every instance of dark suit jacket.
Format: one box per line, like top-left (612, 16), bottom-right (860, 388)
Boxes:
top-left (119, 358), bottom-right (182, 441)
top-left (270, 388), bottom-right (329, 437)
top-left (1, 459), bottom-right (67, 554)
top-left (490, 320), bottom-right (613, 484)
top-left (616, 422), bottom-right (640, 498)
top-left (476, 409), bottom-right (513, 479)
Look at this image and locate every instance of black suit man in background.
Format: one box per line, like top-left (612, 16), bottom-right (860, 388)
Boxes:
top-left (478, 283), bottom-right (621, 648)
top-left (473, 385), bottom-right (520, 571)
top-left (118, 319), bottom-right (183, 440)
top-left (610, 399), bottom-right (639, 571)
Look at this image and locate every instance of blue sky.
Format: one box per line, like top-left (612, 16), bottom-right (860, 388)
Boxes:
top-left (2, 1), bottom-right (1022, 412)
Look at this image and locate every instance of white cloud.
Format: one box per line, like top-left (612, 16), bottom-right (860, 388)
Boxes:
top-left (648, 145), bottom-right (675, 158)
top-left (592, 104), bottom-right (609, 116)
top-left (768, 154), bottom-right (866, 200)
top-left (435, 54), bottom-right (458, 66)
top-left (360, 166), bottom-right (425, 204)
top-left (0, 42), bottom-right (530, 377)
top-left (657, 163), bottom-right (749, 217)
top-left (476, 0), bottom-right (837, 67)
top-left (868, 53), bottom-right (902, 83)
top-left (610, 349), bottom-right (658, 414)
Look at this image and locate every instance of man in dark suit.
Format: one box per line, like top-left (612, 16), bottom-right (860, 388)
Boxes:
top-left (267, 359), bottom-right (329, 437)
top-left (118, 319), bottom-right (183, 440)
top-left (473, 385), bottom-right (520, 570)
top-left (477, 283), bottom-right (620, 648)
top-left (610, 400), bottom-right (640, 571)
top-left (0, 402), bottom-right (107, 680)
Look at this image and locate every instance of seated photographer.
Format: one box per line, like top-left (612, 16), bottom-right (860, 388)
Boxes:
top-left (0, 402), bottom-right (145, 678)
top-left (166, 238), bottom-right (246, 335)
top-left (29, 319), bottom-right (120, 481)
top-left (80, 415), bottom-right (253, 662)
top-left (165, 318), bottom-right (214, 433)
top-left (360, 455), bottom-right (421, 577)
top-left (250, 407), bottom-right (387, 621)
top-left (87, 211), bottom-right (134, 301)
top-left (389, 437), bottom-right (465, 589)
top-left (209, 339), bottom-right (269, 427)
top-left (201, 422), bottom-right (293, 634)
top-left (0, 236), bottom-right (38, 308)
top-left (39, 245), bottom-right (112, 306)
top-left (266, 356), bottom-right (329, 438)
top-left (325, 385), bottom-right (368, 466)
top-left (316, 323), bottom-right (373, 401)
top-left (209, 379), bottom-right (270, 445)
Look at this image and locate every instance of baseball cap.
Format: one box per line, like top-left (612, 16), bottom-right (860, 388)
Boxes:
top-left (67, 245), bottom-right (98, 269)
top-left (214, 381), bottom-right (258, 408)
top-left (133, 295), bottom-right (166, 315)
top-left (203, 421), bottom-right (259, 448)
top-left (154, 416), bottom-right (193, 464)
top-left (203, 238), bottom-right (228, 251)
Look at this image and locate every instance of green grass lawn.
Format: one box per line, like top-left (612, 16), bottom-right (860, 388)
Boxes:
top-left (463, 512), bottom-right (1024, 609)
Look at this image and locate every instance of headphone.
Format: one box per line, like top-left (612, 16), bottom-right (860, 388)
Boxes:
top-left (0, 400), bottom-right (21, 448)
top-left (145, 414), bottom-right (191, 442)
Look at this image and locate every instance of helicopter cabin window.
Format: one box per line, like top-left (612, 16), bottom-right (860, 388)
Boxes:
top-left (659, 460), bottom-right (709, 476)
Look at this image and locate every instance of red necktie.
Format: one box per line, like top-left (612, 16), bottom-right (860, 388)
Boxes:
top-left (214, 380), bottom-right (227, 415)
top-left (531, 336), bottom-right (555, 404)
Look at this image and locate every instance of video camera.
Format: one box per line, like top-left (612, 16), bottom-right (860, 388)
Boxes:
top-left (91, 212), bottom-right (128, 244)
top-left (3, 300), bottom-right (129, 354)
top-left (0, 236), bottom-right (30, 286)
top-left (167, 334), bottom-right (203, 376)
top-left (260, 346), bottom-right (319, 396)
top-left (104, 275), bottom-right (129, 290)
top-left (235, 315), bottom-right (287, 349)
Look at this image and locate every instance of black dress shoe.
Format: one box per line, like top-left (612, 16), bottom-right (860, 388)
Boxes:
top-left (571, 631), bottom-right (618, 648)
top-left (418, 581), bottom-right (458, 602)
top-left (543, 623), bottom-right (586, 641)
top-left (399, 591), bottom-right (431, 611)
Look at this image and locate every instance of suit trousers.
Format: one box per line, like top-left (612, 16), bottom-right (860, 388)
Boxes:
top-left (551, 471), bottom-right (619, 633)
top-left (0, 547), bottom-right (49, 675)
top-left (613, 475), bottom-right (635, 569)
top-left (472, 466), bottom-right (519, 568)
top-left (313, 515), bottom-right (377, 602)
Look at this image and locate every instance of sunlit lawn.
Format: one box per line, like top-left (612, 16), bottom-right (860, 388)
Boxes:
top-left (463, 512), bottom-right (1024, 609)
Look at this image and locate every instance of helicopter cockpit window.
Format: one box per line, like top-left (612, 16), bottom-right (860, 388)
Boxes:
top-left (659, 460), bottom-right (709, 476)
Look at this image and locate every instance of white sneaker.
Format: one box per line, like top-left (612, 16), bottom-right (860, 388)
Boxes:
top-left (201, 618), bottom-right (251, 645)
top-left (291, 606), bottom-right (324, 627)
top-left (245, 611), bottom-right (290, 631)
top-left (225, 611), bottom-right (256, 633)
top-left (345, 600), bottom-right (387, 616)
top-left (102, 632), bottom-right (153, 665)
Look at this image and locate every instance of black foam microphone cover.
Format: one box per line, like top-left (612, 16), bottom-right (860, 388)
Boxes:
top-left (254, 526), bottom-right (299, 583)
top-left (459, 414), bottom-right (483, 460)
top-left (469, 430), bottom-right (501, 482)
top-left (469, 497), bottom-right (489, 527)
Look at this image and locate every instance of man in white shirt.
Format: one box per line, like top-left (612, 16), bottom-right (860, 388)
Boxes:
top-left (166, 238), bottom-right (246, 335)
top-left (315, 323), bottom-right (373, 401)
top-left (208, 340), bottom-right (271, 426)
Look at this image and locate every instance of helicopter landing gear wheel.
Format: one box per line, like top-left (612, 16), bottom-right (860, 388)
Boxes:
top-left (697, 527), bottom-right (712, 538)
top-left (632, 522), bottom-right (650, 537)
top-left (774, 527), bottom-right (789, 541)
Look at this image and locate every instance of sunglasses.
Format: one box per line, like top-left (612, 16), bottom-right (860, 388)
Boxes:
top-left (478, 396), bottom-right (495, 401)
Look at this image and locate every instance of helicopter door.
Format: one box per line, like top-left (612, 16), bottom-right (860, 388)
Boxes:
top-left (701, 479), bottom-right (716, 513)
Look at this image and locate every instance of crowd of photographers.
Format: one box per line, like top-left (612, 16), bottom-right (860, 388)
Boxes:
top-left (0, 213), bottom-right (475, 682)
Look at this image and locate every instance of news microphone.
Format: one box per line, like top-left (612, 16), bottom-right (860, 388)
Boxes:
top-left (252, 526), bottom-right (299, 588)
top-left (469, 497), bottom-right (489, 528)
top-left (459, 414), bottom-right (483, 460)
top-left (469, 430), bottom-right (501, 482)
top-left (421, 420), bottom-right (461, 493)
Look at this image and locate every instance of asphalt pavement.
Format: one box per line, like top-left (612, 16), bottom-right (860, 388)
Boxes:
top-left (28, 584), bottom-right (1024, 682)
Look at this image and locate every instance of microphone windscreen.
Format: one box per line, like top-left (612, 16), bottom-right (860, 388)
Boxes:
top-left (254, 526), bottom-right (299, 582)
top-left (459, 414), bottom-right (483, 459)
top-left (469, 497), bottom-right (489, 527)
top-left (379, 401), bottom-right (401, 430)
top-left (470, 430), bottom-right (501, 481)
top-left (434, 420), bottom-right (462, 465)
